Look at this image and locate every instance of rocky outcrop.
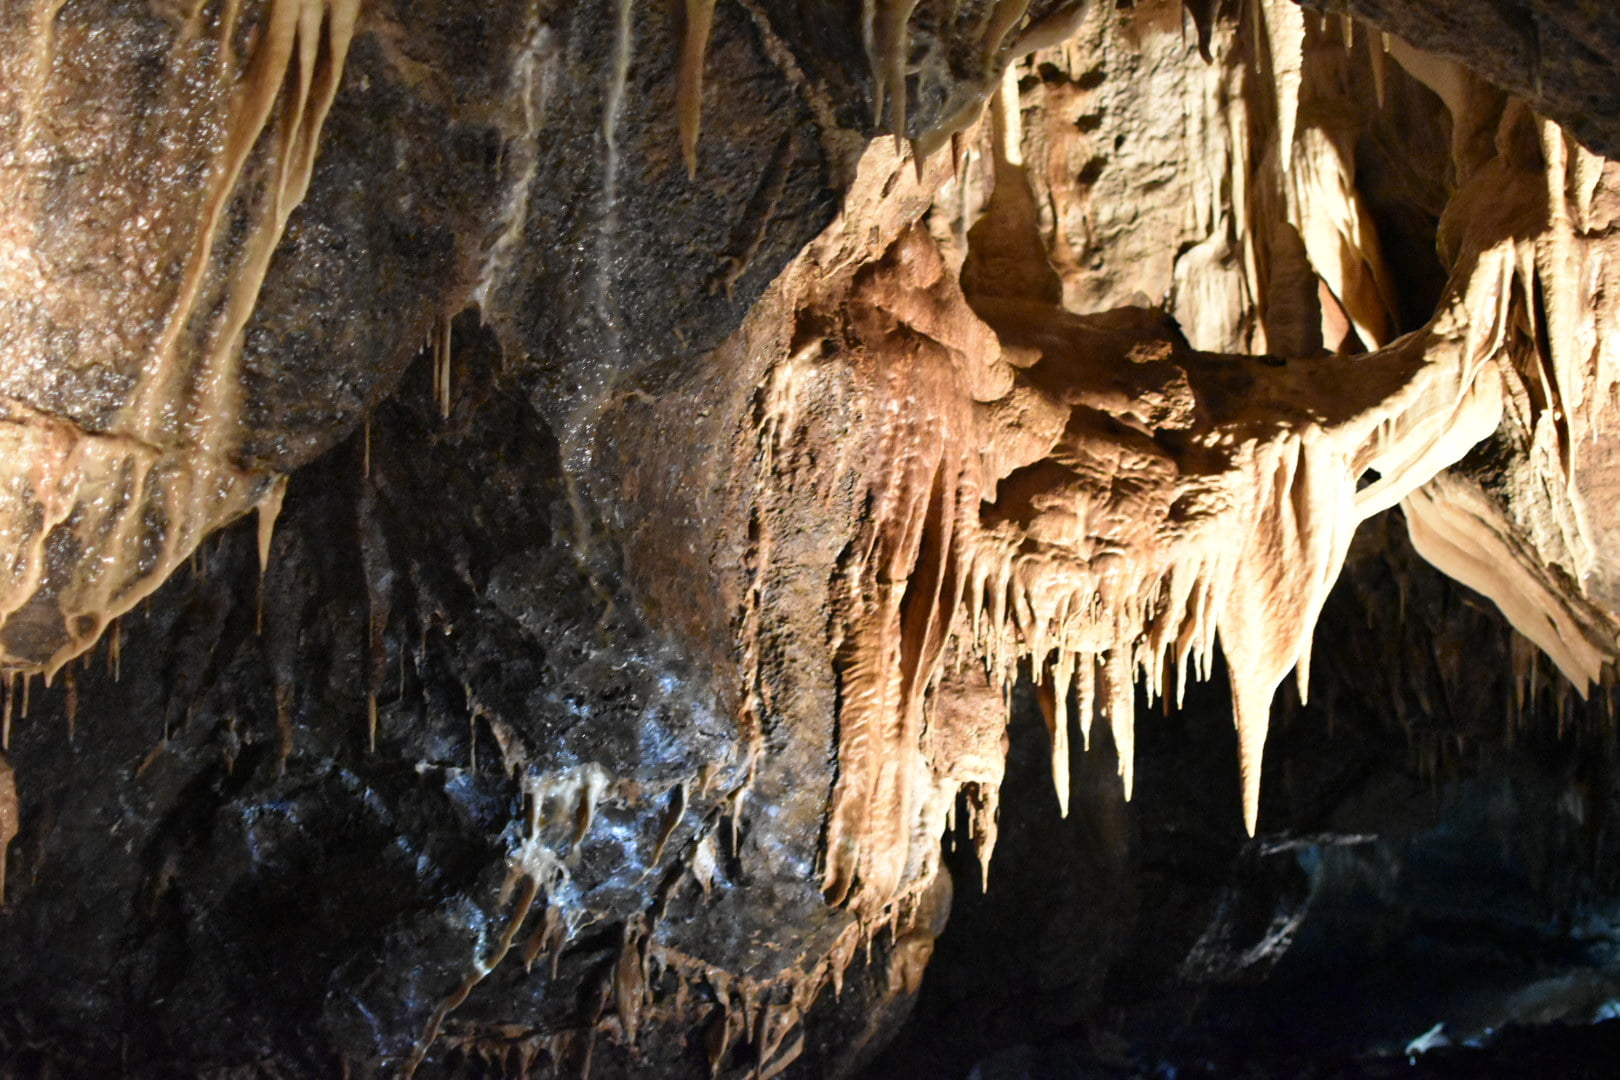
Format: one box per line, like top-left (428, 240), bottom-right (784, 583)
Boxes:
top-left (5, 1), bottom-right (1620, 1077)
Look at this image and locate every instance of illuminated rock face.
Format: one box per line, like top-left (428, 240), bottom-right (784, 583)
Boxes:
top-left (4, 1), bottom-right (1620, 1076)
top-left (0, 0), bottom-right (541, 674)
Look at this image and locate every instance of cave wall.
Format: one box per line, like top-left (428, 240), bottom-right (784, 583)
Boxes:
top-left (5, 1), bottom-right (1620, 1077)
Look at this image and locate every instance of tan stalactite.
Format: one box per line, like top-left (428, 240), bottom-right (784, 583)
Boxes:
top-left (921, 6), bottom-right (1620, 858)
top-left (983, 0), bottom-right (1034, 66)
top-left (1021, 0), bottom-right (1405, 353)
top-left (677, 0), bottom-right (717, 180)
top-left (1404, 474), bottom-right (1609, 691)
top-left (0, 399), bottom-right (272, 679)
top-left (1259, 0), bottom-right (1304, 178)
top-left (1369, 29), bottom-right (1390, 108)
top-left (256, 474), bottom-right (289, 576)
top-left (782, 91), bottom-right (1574, 913)
top-left (1251, 2), bottom-right (1396, 354)
top-left (878, 0), bottom-right (920, 148)
top-left (434, 314), bottom-right (454, 419)
top-left (613, 919), bottom-right (649, 1047)
top-left (814, 224), bottom-right (1015, 910)
top-left (952, 316), bottom-right (1504, 840)
top-left (1035, 656), bottom-right (1072, 815)
top-left (703, 19), bottom-right (1620, 965)
top-left (0, 1), bottom-right (362, 680)
top-left (1382, 106), bottom-right (1620, 695)
top-left (860, 0), bottom-right (1055, 161)
top-left (0, 752), bottom-right (15, 904)
top-left (127, 0), bottom-right (362, 444)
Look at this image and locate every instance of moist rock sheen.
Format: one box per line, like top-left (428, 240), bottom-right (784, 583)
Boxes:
top-left (8, 2), bottom-right (1620, 1079)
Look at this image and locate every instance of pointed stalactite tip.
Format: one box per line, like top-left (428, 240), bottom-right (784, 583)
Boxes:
top-left (677, 0), bottom-right (716, 181)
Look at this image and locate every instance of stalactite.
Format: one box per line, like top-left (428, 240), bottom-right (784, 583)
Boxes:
top-left (0, 0), bottom-right (361, 679)
top-left (63, 668), bottom-right (76, 741)
top-left (256, 475), bottom-right (289, 575)
top-left (677, 0), bottom-right (717, 179)
top-left (406, 762), bottom-right (617, 1074)
top-left (0, 749), bottom-right (13, 903)
top-left (775, 85), bottom-right (1601, 917)
top-left (879, 0), bottom-right (919, 148)
top-left (5, 6), bottom-right (1620, 1070)
top-left (612, 919), bottom-right (648, 1047)
top-left (983, 0), bottom-right (1034, 66)
top-left (800, 4), bottom-right (1620, 890)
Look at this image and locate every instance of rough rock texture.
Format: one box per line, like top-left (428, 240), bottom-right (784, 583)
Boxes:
top-left (0, 2), bottom-right (1079, 1074)
top-left (7, 1), bottom-right (1620, 1077)
top-left (1300, 0), bottom-right (1620, 163)
top-left (863, 513), bottom-right (1620, 1079)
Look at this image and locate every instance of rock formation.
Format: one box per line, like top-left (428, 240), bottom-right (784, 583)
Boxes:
top-left (4, 1), bottom-right (1620, 1076)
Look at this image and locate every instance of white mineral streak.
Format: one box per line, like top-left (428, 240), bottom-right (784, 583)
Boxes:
top-left (405, 763), bottom-right (616, 1076)
top-left (470, 13), bottom-right (552, 312)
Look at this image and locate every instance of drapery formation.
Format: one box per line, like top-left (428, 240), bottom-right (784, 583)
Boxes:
top-left (4, 1), bottom-right (1620, 1074)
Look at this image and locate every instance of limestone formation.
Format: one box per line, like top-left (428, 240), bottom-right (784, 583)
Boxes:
top-left (3, 1), bottom-right (1620, 1076)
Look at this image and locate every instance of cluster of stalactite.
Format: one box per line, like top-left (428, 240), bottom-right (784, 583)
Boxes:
top-left (743, 2), bottom-right (1620, 933)
top-left (5, 0), bottom-right (1620, 1069)
top-left (0, 0), bottom-right (358, 683)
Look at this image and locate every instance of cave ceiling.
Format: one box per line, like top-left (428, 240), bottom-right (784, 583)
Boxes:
top-left (4, 0), bottom-right (1620, 1076)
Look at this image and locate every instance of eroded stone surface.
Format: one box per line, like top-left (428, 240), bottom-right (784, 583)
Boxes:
top-left (4, 1), bottom-right (1620, 1077)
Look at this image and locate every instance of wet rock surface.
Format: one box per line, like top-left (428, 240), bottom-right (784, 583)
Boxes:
top-left (0, 330), bottom-right (748, 1074)
top-left (7, 2), bottom-right (1620, 1078)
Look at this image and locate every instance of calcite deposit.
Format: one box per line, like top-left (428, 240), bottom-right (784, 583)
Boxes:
top-left (4, 1), bottom-right (1620, 1076)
